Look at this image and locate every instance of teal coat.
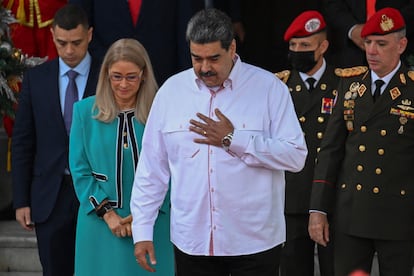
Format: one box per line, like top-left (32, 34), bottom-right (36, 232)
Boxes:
top-left (69, 96), bottom-right (173, 276)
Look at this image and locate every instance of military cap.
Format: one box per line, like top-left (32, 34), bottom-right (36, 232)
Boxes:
top-left (284, 10), bottom-right (326, 41)
top-left (361, 7), bottom-right (406, 37)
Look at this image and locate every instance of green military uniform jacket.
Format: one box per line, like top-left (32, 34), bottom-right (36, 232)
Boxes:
top-left (310, 64), bottom-right (414, 240)
top-left (276, 65), bottom-right (338, 240)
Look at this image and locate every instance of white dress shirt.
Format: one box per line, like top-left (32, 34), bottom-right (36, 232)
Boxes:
top-left (131, 56), bottom-right (307, 256)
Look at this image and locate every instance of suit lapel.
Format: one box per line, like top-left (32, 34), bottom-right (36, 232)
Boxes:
top-left (368, 67), bottom-right (405, 120)
top-left (46, 60), bottom-right (66, 126)
top-left (83, 58), bottom-right (100, 98)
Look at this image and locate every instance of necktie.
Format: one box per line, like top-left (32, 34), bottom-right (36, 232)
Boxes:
top-left (306, 77), bottom-right (316, 92)
top-left (373, 79), bottom-right (384, 102)
top-left (129, 0), bottom-right (142, 26)
top-left (366, 0), bottom-right (376, 20)
top-left (64, 70), bottom-right (79, 134)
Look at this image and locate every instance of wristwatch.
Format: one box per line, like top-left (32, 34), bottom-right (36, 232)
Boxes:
top-left (221, 132), bottom-right (233, 151)
top-left (96, 202), bottom-right (113, 218)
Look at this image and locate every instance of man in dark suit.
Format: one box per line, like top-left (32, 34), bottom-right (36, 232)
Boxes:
top-left (12, 4), bottom-right (99, 276)
top-left (69, 0), bottom-right (188, 85)
top-left (275, 10), bottom-right (337, 276)
top-left (323, 0), bottom-right (414, 68)
top-left (309, 8), bottom-right (414, 276)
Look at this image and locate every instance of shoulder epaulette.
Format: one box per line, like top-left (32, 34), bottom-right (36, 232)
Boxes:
top-left (334, 66), bottom-right (368, 77)
top-left (408, 71), bottom-right (414, 81)
top-left (274, 70), bottom-right (290, 83)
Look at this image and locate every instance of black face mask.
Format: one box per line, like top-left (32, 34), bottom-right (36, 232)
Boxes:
top-left (288, 50), bottom-right (317, 73)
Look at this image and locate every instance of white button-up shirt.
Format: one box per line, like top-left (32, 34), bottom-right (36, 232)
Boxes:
top-left (131, 56), bottom-right (307, 256)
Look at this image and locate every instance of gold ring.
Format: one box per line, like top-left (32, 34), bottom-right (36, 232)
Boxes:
top-left (203, 131), bottom-right (207, 135)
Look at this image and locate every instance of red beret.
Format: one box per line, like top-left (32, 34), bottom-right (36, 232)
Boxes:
top-left (361, 7), bottom-right (406, 37)
top-left (284, 10), bottom-right (326, 41)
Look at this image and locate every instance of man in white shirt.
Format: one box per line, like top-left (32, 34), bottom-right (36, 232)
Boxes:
top-left (130, 8), bottom-right (307, 276)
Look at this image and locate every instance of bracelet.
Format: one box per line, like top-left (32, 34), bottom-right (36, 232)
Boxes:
top-left (95, 201), bottom-right (113, 218)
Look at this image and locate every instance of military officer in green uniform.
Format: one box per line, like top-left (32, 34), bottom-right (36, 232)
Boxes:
top-left (309, 7), bottom-right (414, 276)
top-left (276, 10), bottom-right (338, 276)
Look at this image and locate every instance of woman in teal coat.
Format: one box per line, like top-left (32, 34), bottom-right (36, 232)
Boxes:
top-left (69, 38), bottom-right (173, 276)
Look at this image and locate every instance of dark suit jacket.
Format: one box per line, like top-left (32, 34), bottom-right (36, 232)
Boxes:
top-left (70, 0), bottom-right (187, 85)
top-left (323, 0), bottom-right (414, 67)
top-left (310, 64), bottom-right (414, 240)
top-left (12, 57), bottom-right (100, 223)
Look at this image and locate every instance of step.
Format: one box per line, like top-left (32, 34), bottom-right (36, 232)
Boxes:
top-left (0, 221), bottom-right (42, 273)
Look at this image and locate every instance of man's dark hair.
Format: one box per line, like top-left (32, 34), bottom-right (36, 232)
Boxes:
top-left (52, 4), bottom-right (89, 30)
top-left (186, 8), bottom-right (234, 50)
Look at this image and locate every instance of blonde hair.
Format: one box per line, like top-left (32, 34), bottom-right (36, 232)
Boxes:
top-left (94, 38), bottom-right (158, 123)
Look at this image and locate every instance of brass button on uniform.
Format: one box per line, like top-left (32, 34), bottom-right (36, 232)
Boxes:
top-left (357, 165), bottom-right (363, 171)
top-left (361, 126), bottom-right (367, 132)
top-left (299, 116), bottom-right (306, 123)
top-left (373, 187), bottom-right (380, 194)
top-left (359, 145), bottom-right (366, 152)
top-left (380, 130), bottom-right (387, 136)
top-left (401, 190), bottom-right (406, 196)
top-left (317, 132), bottom-right (323, 139)
top-left (317, 147), bottom-right (321, 153)
top-left (318, 117), bottom-right (324, 123)
top-left (341, 184), bottom-right (346, 189)
top-left (375, 168), bottom-right (382, 175)
top-left (378, 149), bottom-right (385, 155)
top-left (356, 184), bottom-right (362, 191)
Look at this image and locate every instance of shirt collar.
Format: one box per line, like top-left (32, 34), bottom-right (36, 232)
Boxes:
top-left (194, 54), bottom-right (240, 92)
top-left (59, 52), bottom-right (92, 77)
top-left (370, 60), bottom-right (401, 85)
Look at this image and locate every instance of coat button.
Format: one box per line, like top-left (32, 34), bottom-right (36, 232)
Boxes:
top-left (357, 165), bottom-right (363, 171)
top-left (317, 132), bottom-right (323, 139)
top-left (401, 190), bottom-right (406, 196)
top-left (373, 187), bottom-right (380, 194)
top-left (318, 116), bottom-right (324, 123)
top-left (380, 130), bottom-right (387, 136)
top-left (360, 126), bottom-right (367, 132)
top-left (378, 149), bottom-right (385, 155)
top-left (359, 145), bottom-right (366, 152)
top-left (375, 168), bottom-right (382, 175)
top-left (356, 184), bottom-right (362, 191)
top-left (299, 116), bottom-right (306, 123)
top-left (341, 183), bottom-right (346, 189)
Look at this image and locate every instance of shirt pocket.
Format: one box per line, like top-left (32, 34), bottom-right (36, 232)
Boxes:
top-left (162, 118), bottom-right (200, 161)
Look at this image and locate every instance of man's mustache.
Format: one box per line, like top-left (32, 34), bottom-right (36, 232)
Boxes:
top-left (200, 71), bottom-right (216, 77)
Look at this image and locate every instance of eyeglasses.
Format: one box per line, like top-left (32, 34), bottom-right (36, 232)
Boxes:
top-left (109, 74), bottom-right (141, 82)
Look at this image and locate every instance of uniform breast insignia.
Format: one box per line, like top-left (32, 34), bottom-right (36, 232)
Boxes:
top-left (335, 66), bottom-right (368, 77)
top-left (274, 70), bottom-right (290, 83)
top-left (358, 84), bottom-right (367, 97)
top-left (389, 87), bottom-right (401, 100)
top-left (390, 99), bottom-right (414, 134)
top-left (396, 99), bottom-right (414, 111)
top-left (321, 98), bottom-right (334, 114)
top-left (408, 71), bottom-right (414, 81)
top-left (343, 83), bottom-right (359, 131)
top-left (398, 116), bottom-right (408, 134)
top-left (400, 73), bottom-right (406, 84)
